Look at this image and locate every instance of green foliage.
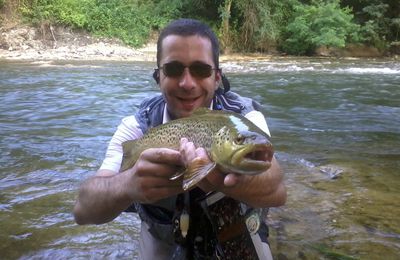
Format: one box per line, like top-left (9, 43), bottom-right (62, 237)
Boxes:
top-left (358, 3), bottom-right (391, 50)
top-left (11, 0), bottom-right (399, 53)
top-left (340, 0), bottom-right (399, 50)
top-left (391, 18), bottom-right (400, 42)
top-left (84, 0), bottom-right (151, 46)
top-left (253, 0), bottom-right (295, 51)
top-left (20, 0), bottom-right (55, 25)
top-left (282, 0), bottom-right (360, 55)
top-left (19, 0), bottom-right (88, 27)
top-left (19, 0), bottom-right (181, 47)
top-left (221, 0), bottom-right (295, 52)
top-left (53, 0), bottom-right (88, 28)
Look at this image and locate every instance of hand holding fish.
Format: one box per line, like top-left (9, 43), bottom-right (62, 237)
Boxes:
top-left (126, 147), bottom-right (184, 204)
top-left (179, 138), bottom-right (244, 191)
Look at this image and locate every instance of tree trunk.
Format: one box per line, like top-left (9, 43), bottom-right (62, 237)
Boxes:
top-left (220, 0), bottom-right (232, 54)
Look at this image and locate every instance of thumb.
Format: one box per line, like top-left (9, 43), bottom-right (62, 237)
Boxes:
top-left (223, 173), bottom-right (243, 187)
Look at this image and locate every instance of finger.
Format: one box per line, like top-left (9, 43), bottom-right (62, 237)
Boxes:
top-left (150, 165), bottom-right (184, 178)
top-left (224, 173), bottom-right (244, 187)
top-left (140, 148), bottom-right (182, 166)
top-left (138, 175), bottom-right (183, 189)
top-left (134, 158), bottom-right (180, 178)
top-left (195, 147), bottom-right (208, 159)
top-left (180, 137), bottom-right (188, 146)
top-left (180, 139), bottom-right (197, 164)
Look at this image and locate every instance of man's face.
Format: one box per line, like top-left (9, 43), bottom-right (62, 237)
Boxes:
top-left (158, 35), bottom-right (221, 119)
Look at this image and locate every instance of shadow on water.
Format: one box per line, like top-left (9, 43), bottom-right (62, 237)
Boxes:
top-left (0, 58), bottom-right (399, 259)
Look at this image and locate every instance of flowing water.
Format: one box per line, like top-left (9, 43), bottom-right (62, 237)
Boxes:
top-left (0, 58), bottom-right (399, 259)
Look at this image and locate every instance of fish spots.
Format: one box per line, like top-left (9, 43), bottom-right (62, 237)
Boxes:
top-left (213, 126), bottom-right (231, 154)
top-left (122, 109), bottom-right (272, 181)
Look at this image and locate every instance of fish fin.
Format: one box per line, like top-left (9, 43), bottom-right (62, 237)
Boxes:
top-left (120, 140), bottom-right (137, 172)
top-left (122, 140), bottom-right (136, 155)
top-left (182, 159), bottom-right (216, 191)
top-left (169, 167), bottom-right (186, 180)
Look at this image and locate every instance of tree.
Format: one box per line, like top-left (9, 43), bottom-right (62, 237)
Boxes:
top-left (341, 0), bottom-right (399, 49)
top-left (218, 0), bottom-right (294, 53)
top-left (282, 0), bottom-right (360, 55)
top-left (219, 0), bottom-right (232, 53)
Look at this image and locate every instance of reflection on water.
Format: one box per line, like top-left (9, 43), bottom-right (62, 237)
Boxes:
top-left (0, 58), bottom-right (399, 259)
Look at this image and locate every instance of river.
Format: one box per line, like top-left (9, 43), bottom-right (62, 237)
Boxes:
top-left (0, 58), bottom-right (399, 259)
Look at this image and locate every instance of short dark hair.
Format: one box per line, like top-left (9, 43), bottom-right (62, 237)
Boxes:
top-left (157, 18), bottom-right (220, 69)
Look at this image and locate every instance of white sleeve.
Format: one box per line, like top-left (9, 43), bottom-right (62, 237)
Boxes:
top-left (244, 110), bottom-right (271, 137)
top-left (99, 116), bottom-right (143, 172)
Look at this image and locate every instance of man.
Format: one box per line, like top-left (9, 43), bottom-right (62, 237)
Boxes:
top-left (73, 18), bottom-right (286, 259)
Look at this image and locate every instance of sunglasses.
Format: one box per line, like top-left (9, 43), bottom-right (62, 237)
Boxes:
top-left (158, 61), bottom-right (217, 79)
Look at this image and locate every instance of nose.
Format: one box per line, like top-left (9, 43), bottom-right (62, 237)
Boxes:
top-left (178, 68), bottom-right (196, 90)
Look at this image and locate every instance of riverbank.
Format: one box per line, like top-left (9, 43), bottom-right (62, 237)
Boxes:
top-left (1, 24), bottom-right (398, 62)
top-left (0, 25), bottom-right (281, 62)
top-left (0, 25), bottom-right (158, 61)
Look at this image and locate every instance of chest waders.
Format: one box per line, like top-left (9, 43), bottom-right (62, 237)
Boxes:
top-left (125, 91), bottom-right (273, 259)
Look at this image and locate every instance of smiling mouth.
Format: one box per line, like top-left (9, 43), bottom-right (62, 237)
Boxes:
top-left (178, 97), bottom-right (200, 108)
top-left (178, 97), bottom-right (198, 102)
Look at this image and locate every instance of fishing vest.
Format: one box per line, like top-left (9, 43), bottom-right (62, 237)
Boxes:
top-left (128, 91), bottom-right (267, 254)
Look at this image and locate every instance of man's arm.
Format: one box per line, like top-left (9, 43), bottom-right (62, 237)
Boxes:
top-left (73, 169), bottom-right (134, 225)
top-left (73, 148), bottom-right (184, 225)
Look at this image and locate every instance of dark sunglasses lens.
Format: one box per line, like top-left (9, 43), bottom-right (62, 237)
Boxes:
top-left (190, 63), bottom-right (212, 78)
top-left (163, 62), bottom-right (185, 77)
top-left (162, 61), bottom-right (213, 78)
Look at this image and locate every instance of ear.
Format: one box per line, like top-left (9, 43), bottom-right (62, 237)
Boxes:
top-left (220, 73), bottom-right (230, 93)
top-left (152, 69), bottom-right (160, 84)
top-left (214, 68), bottom-right (222, 89)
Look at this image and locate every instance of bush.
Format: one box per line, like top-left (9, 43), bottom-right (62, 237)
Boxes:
top-left (19, 0), bottom-right (180, 47)
top-left (85, 0), bottom-right (181, 47)
top-left (358, 3), bottom-right (392, 51)
top-left (52, 0), bottom-right (88, 28)
top-left (282, 0), bottom-right (360, 55)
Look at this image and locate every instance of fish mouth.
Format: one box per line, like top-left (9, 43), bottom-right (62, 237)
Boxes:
top-left (231, 144), bottom-right (274, 174)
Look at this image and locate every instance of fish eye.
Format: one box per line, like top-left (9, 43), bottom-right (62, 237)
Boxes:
top-left (235, 135), bottom-right (245, 145)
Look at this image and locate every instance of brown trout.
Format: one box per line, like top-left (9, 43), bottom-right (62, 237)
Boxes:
top-left (120, 108), bottom-right (273, 190)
